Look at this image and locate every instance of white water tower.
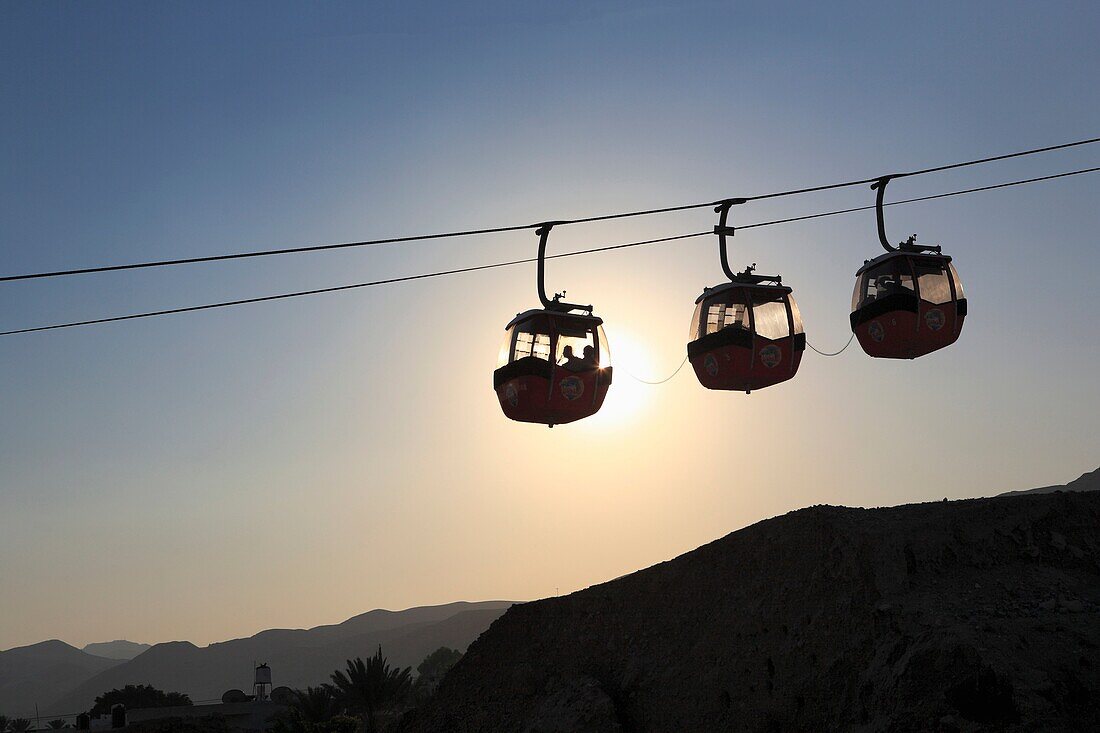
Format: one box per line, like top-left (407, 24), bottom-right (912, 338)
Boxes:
top-left (254, 663), bottom-right (272, 701)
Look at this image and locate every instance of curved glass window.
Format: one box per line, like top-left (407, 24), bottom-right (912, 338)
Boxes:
top-left (555, 321), bottom-right (599, 371)
top-left (788, 295), bottom-right (804, 335)
top-left (501, 315), bottom-right (606, 370)
top-left (853, 258), bottom-right (915, 310)
top-left (689, 303), bottom-right (703, 342)
top-left (949, 262), bottom-right (965, 299)
top-left (912, 257), bottom-right (953, 304)
top-left (700, 289), bottom-right (751, 339)
top-left (597, 325), bottom-right (611, 367)
top-left (511, 318), bottom-right (552, 363)
top-left (851, 273), bottom-right (866, 312)
top-left (497, 326), bottom-right (516, 368)
top-left (751, 291), bottom-right (790, 340)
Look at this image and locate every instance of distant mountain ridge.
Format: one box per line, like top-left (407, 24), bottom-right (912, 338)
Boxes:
top-left (0, 640), bottom-right (123, 717)
top-left (0, 601), bottom-right (513, 718)
top-left (998, 466), bottom-right (1100, 496)
top-left (46, 601), bottom-right (513, 717)
top-left (81, 640), bottom-right (151, 661)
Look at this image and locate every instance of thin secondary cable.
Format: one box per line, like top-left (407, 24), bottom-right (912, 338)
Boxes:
top-left (0, 233), bottom-right (708, 336)
top-left (740, 136), bottom-right (1100, 202)
top-left (2, 137), bottom-right (1097, 283)
top-left (737, 166), bottom-right (1100, 231)
top-left (3, 165), bottom-right (1097, 337)
top-left (624, 355), bottom-right (690, 385)
top-left (806, 333), bottom-right (856, 357)
top-left (634, 337), bottom-right (849, 379)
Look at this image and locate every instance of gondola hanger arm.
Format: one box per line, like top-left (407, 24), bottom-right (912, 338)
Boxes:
top-left (535, 222), bottom-right (591, 313)
top-left (872, 175), bottom-right (942, 254)
top-left (712, 199), bottom-right (783, 285)
top-left (713, 198), bottom-right (746, 281)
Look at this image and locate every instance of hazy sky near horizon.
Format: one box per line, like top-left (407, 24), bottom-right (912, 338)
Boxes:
top-left (2, 1), bottom-right (1098, 650)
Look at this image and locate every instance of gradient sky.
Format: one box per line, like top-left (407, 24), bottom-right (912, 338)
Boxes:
top-left (2, 1), bottom-right (1098, 651)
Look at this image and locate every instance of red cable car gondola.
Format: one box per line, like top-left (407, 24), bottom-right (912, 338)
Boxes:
top-left (687, 200), bottom-right (805, 393)
top-left (850, 176), bottom-right (967, 359)
top-left (493, 223), bottom-right (612, 427)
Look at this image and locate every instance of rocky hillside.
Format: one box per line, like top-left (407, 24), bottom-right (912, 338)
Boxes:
top-left (402, 491), bottom-right (1100, 732)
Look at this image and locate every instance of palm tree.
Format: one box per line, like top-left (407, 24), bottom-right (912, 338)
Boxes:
top-left (9, 719), bottom-right (32, 733)
top-left (273, 686), bottom-right (345, 733)
top-left (290, 687), bottom-right (341, 724)
top-left (46, 720), bottom-right (68, 729)
top-left (0, 715), bottom-right (10, 733)
top-left (329, 647), bottom-right (412, 732)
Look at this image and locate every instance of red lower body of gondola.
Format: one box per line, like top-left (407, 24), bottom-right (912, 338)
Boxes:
top-left (852, 298), bottom-right (966, 359)
top-left (688, 334), bottom-right (804, 392)
top-left (494, 358), bottom-right (612, 426)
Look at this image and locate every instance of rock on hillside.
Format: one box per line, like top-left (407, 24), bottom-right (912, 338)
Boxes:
top-left (402, 492), bottom-right (1100, 732)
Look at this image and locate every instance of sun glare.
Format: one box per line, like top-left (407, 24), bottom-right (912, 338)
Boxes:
top-left (587, 332), bottom-right (660, 428)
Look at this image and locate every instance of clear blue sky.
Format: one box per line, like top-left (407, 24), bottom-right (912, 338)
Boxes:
top-left (2, 1), bottom-right (1098, 650)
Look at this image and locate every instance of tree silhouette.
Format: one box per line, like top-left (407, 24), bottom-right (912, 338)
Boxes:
top-left (9, 719), bottom-right (31, 733)
top-left (46, 720), bottom-right (68, 729)
top-left (273, 687), bottom-right (359, 733)
top-left (0, 715), bottom-right (9, 733)
top-left (290, 687), bottom-right (341, 724)
top-left (417, 647), bottom-right (462, 681)
top-left (411, 647), bottom-right (463, 703)
top-left (89, 685), bottom-right (192, 716)
top-left (329, 647), bottom-right (411, 732)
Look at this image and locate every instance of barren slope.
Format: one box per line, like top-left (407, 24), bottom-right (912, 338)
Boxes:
top-left (403, 491), bottom-right (1100, 732)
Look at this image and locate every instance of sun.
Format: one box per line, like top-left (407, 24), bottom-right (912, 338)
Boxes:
top-left (585, 332), bottom-right (659, 428)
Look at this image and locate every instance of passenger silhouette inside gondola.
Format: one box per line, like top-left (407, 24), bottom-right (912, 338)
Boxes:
top-left (561, 345), bottom-right (597, 371)
top-left (561, 345), bottom-right (586, 371)
top-left (880, 276), bottom-right (908, 296)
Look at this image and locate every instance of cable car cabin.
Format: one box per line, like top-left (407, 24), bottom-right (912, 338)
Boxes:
top-left (850, 251), bottom-right (966, 359)
top-left (687, 281), bottom-right (805, 392)
top-left (493, 309), bottom-right (612, 426)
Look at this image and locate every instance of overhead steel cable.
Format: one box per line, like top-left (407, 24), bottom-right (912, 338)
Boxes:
top-left (3, 165), bottom-right (1096, 338)
top-left (736, 166), bottom-right (1100, 231)
top-left (0, 233), bottom-right (709, 336)
top-left (739, 135), bottom-right (1100, 202)
top-left (2, 136), bottom-right (1097, 283)
top-left (0, 221), bottom-right (536, 283)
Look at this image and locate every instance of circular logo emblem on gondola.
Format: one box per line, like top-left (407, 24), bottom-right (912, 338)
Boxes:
top-left (504, 382), bottom-right (519, 407)
top-left (925, 308), bottom-right (945, 332)
top-left (703, 353), bottom-right (719, 376)
top-left (560, 376), bottom-right (585, 401)
top-left (868, 321), bottom-right (885, 343)
top-left (759, 344), bottom-right (781, 368)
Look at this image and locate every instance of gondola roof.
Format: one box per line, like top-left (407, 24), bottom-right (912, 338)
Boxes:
top-left (504, 308), bottom-right (604, 331)
top-left (854, 249), bottom-right (953, 277)
top-left (694, 279), bottom-right (792, 305)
